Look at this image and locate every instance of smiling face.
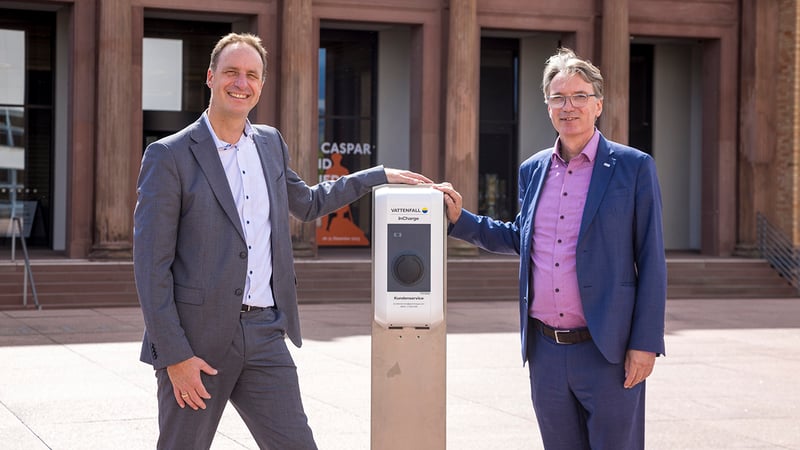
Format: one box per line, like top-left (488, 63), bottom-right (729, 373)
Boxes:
top-left (547, 72), bottom-right (603, 154)
top-left (206, 42), bottom-right (264, 121)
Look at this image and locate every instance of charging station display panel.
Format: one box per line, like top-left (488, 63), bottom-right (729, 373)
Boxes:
top-left (387, 223), bottom-right (431, 292)
top-left (373, 186), bottom-right (445, 329)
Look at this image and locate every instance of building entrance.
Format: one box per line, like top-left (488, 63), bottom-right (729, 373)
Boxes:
top-left (317, 29), bottom-right (378, 247)
top-left (0, 9), bottom-right (56, 250)
top-left (478, 37), bottom-right (519, 222)
top-left (630, 41), bottom-right (703, 251)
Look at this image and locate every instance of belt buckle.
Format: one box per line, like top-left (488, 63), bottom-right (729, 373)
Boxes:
top-left (553, 329), bottom-right (571, 344)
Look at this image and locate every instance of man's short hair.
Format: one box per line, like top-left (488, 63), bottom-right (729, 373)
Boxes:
top-left (209, 32), bottom-right (268, 82)
top-left (541, 48), bottom-right (604, 100)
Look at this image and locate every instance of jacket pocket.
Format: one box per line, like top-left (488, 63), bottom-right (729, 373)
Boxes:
top-left (174, 284), bottom-right (204, 305)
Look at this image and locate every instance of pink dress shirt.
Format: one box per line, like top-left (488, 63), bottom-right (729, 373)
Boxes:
top-left (529, 130), bottom-right (600, 329)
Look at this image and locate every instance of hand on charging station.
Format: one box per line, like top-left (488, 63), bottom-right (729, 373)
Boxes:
top-left (433, 182), bottom-right (463, 224)
top-left (384, 168), bottom-right (433, 185)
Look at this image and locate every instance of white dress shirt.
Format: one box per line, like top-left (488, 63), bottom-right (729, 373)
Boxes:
top-left (203, 112), bottom-right (275, 307)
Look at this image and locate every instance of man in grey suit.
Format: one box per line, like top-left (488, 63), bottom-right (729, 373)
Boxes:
top-left (133, 32), bottom-right (431, 449)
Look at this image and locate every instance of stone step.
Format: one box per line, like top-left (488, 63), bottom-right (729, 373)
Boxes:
top-left (0, 255), bottom-right (796, 310)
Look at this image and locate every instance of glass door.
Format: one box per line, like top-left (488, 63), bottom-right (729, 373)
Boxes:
top-left (317, 29), bottom-right (378, 247)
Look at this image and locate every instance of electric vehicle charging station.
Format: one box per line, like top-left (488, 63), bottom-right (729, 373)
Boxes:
top-left (371, 185), bottom-right (447, 450)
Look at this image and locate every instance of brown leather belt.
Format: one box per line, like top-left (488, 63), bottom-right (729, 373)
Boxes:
top-left (532, 318), bottom-right (592, 345)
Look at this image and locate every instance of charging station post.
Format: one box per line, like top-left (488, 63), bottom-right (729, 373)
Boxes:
top-left (371, 185), bottom-right (447, 450)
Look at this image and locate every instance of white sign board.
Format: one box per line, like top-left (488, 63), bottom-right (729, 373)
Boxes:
top-left (142, 38), bottom-right (183, 111)
top-left (0, 29), bottom-right (25, 105)
top-left (0, 145), bottom-right (24, 170)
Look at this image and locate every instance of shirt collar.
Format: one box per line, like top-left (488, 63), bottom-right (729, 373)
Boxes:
top-left (552, 128), bottom-right (601, 163)
top-left (202, 110), bottom-right (254, 151)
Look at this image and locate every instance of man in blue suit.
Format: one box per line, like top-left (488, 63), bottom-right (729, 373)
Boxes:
top-left (437, 48), bottom-right (666, 449)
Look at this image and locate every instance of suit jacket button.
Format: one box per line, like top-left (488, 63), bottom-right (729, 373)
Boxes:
top-left (239, 251), bottom-right (247, 259)
top-left (235, 288), bottom-right (243, 296)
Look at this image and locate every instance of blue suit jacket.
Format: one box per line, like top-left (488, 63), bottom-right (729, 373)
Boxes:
top-left (449, 134), bottom-right (667, 364)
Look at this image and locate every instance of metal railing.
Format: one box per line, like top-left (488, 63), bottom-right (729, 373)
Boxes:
top-left (756, 212), bottom-right (800, 294)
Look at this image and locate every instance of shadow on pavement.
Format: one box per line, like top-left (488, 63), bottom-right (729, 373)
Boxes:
top-left (1, 298), bottom-right (799, 346)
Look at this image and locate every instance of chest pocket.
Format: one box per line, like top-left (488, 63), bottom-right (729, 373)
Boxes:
top-left (602, 188), bottom-right (631, 216)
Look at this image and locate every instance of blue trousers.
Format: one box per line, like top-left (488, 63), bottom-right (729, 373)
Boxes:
top-left (527, 318), bottom-right (645, 450)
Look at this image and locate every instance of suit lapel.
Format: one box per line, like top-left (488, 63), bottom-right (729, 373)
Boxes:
top-left (578, 136), bottom-right (616, 243)
top-left (521, 152), bottom-right (551, 254)
top-left (252, 128), bottom-right (282, 205)
top-left (188, 119), bottom-right (246, 241)
top-left (251, 127), bottom-right (286, 248)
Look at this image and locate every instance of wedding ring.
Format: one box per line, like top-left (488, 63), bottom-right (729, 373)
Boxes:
top-left (181, 393), bottom-right (189, 398)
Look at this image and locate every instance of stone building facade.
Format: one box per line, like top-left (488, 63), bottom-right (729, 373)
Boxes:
top-left (0, 0), bottom-right (798, 262)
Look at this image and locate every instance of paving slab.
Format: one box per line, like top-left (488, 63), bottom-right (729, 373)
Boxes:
top-left (0, 299), bottom-right (798, 449)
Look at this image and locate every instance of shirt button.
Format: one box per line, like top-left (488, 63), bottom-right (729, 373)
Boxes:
top-left (555, 288), bottom-right (560, 293)
top-left (560, 215), bottom-right (565, 220)
top-left (557, 239), bottom-right (562, 244)
top-left (555, 262), bottom-right (560, 267)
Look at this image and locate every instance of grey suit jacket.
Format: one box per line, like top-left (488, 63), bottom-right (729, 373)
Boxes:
top-left (134, 117), bottom-right (386, 369)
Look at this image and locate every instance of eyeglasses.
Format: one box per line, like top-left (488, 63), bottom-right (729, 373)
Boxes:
top-left (545, 94), bottom-right (598, 108)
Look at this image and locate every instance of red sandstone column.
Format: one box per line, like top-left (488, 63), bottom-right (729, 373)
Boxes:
top-left (91, 0), bottom-right (133, 259)
top-left (280, 0), bottom-right (316, 257)
top-left (737, 0), bottom-right (779, 255)
top-left (599, 0), bottom-right (629, 144)
top-left (445, 0), bottom-right (479, 256)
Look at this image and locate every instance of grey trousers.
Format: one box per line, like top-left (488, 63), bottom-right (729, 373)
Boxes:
top-left (155, 307), bottom-right (317, 449)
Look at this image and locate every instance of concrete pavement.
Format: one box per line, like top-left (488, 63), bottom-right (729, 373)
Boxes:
top-left (1, 298), bottom-right (799, 449)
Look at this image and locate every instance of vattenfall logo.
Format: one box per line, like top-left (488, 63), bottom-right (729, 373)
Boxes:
top-left (390, 207), bottom-right (429, 214)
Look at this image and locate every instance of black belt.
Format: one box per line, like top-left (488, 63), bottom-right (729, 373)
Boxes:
top-left (532, 318), bottom-right (592, 345)
top-left (241, 304), bottom-right (276, 313)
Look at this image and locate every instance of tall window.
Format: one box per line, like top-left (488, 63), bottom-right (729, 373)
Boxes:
top-left (0, 10), bottom-right (56, 248)
top-left (479, 37), bottom-right (519, 221)
top-left (317, 29), bottom-right (378, 247)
